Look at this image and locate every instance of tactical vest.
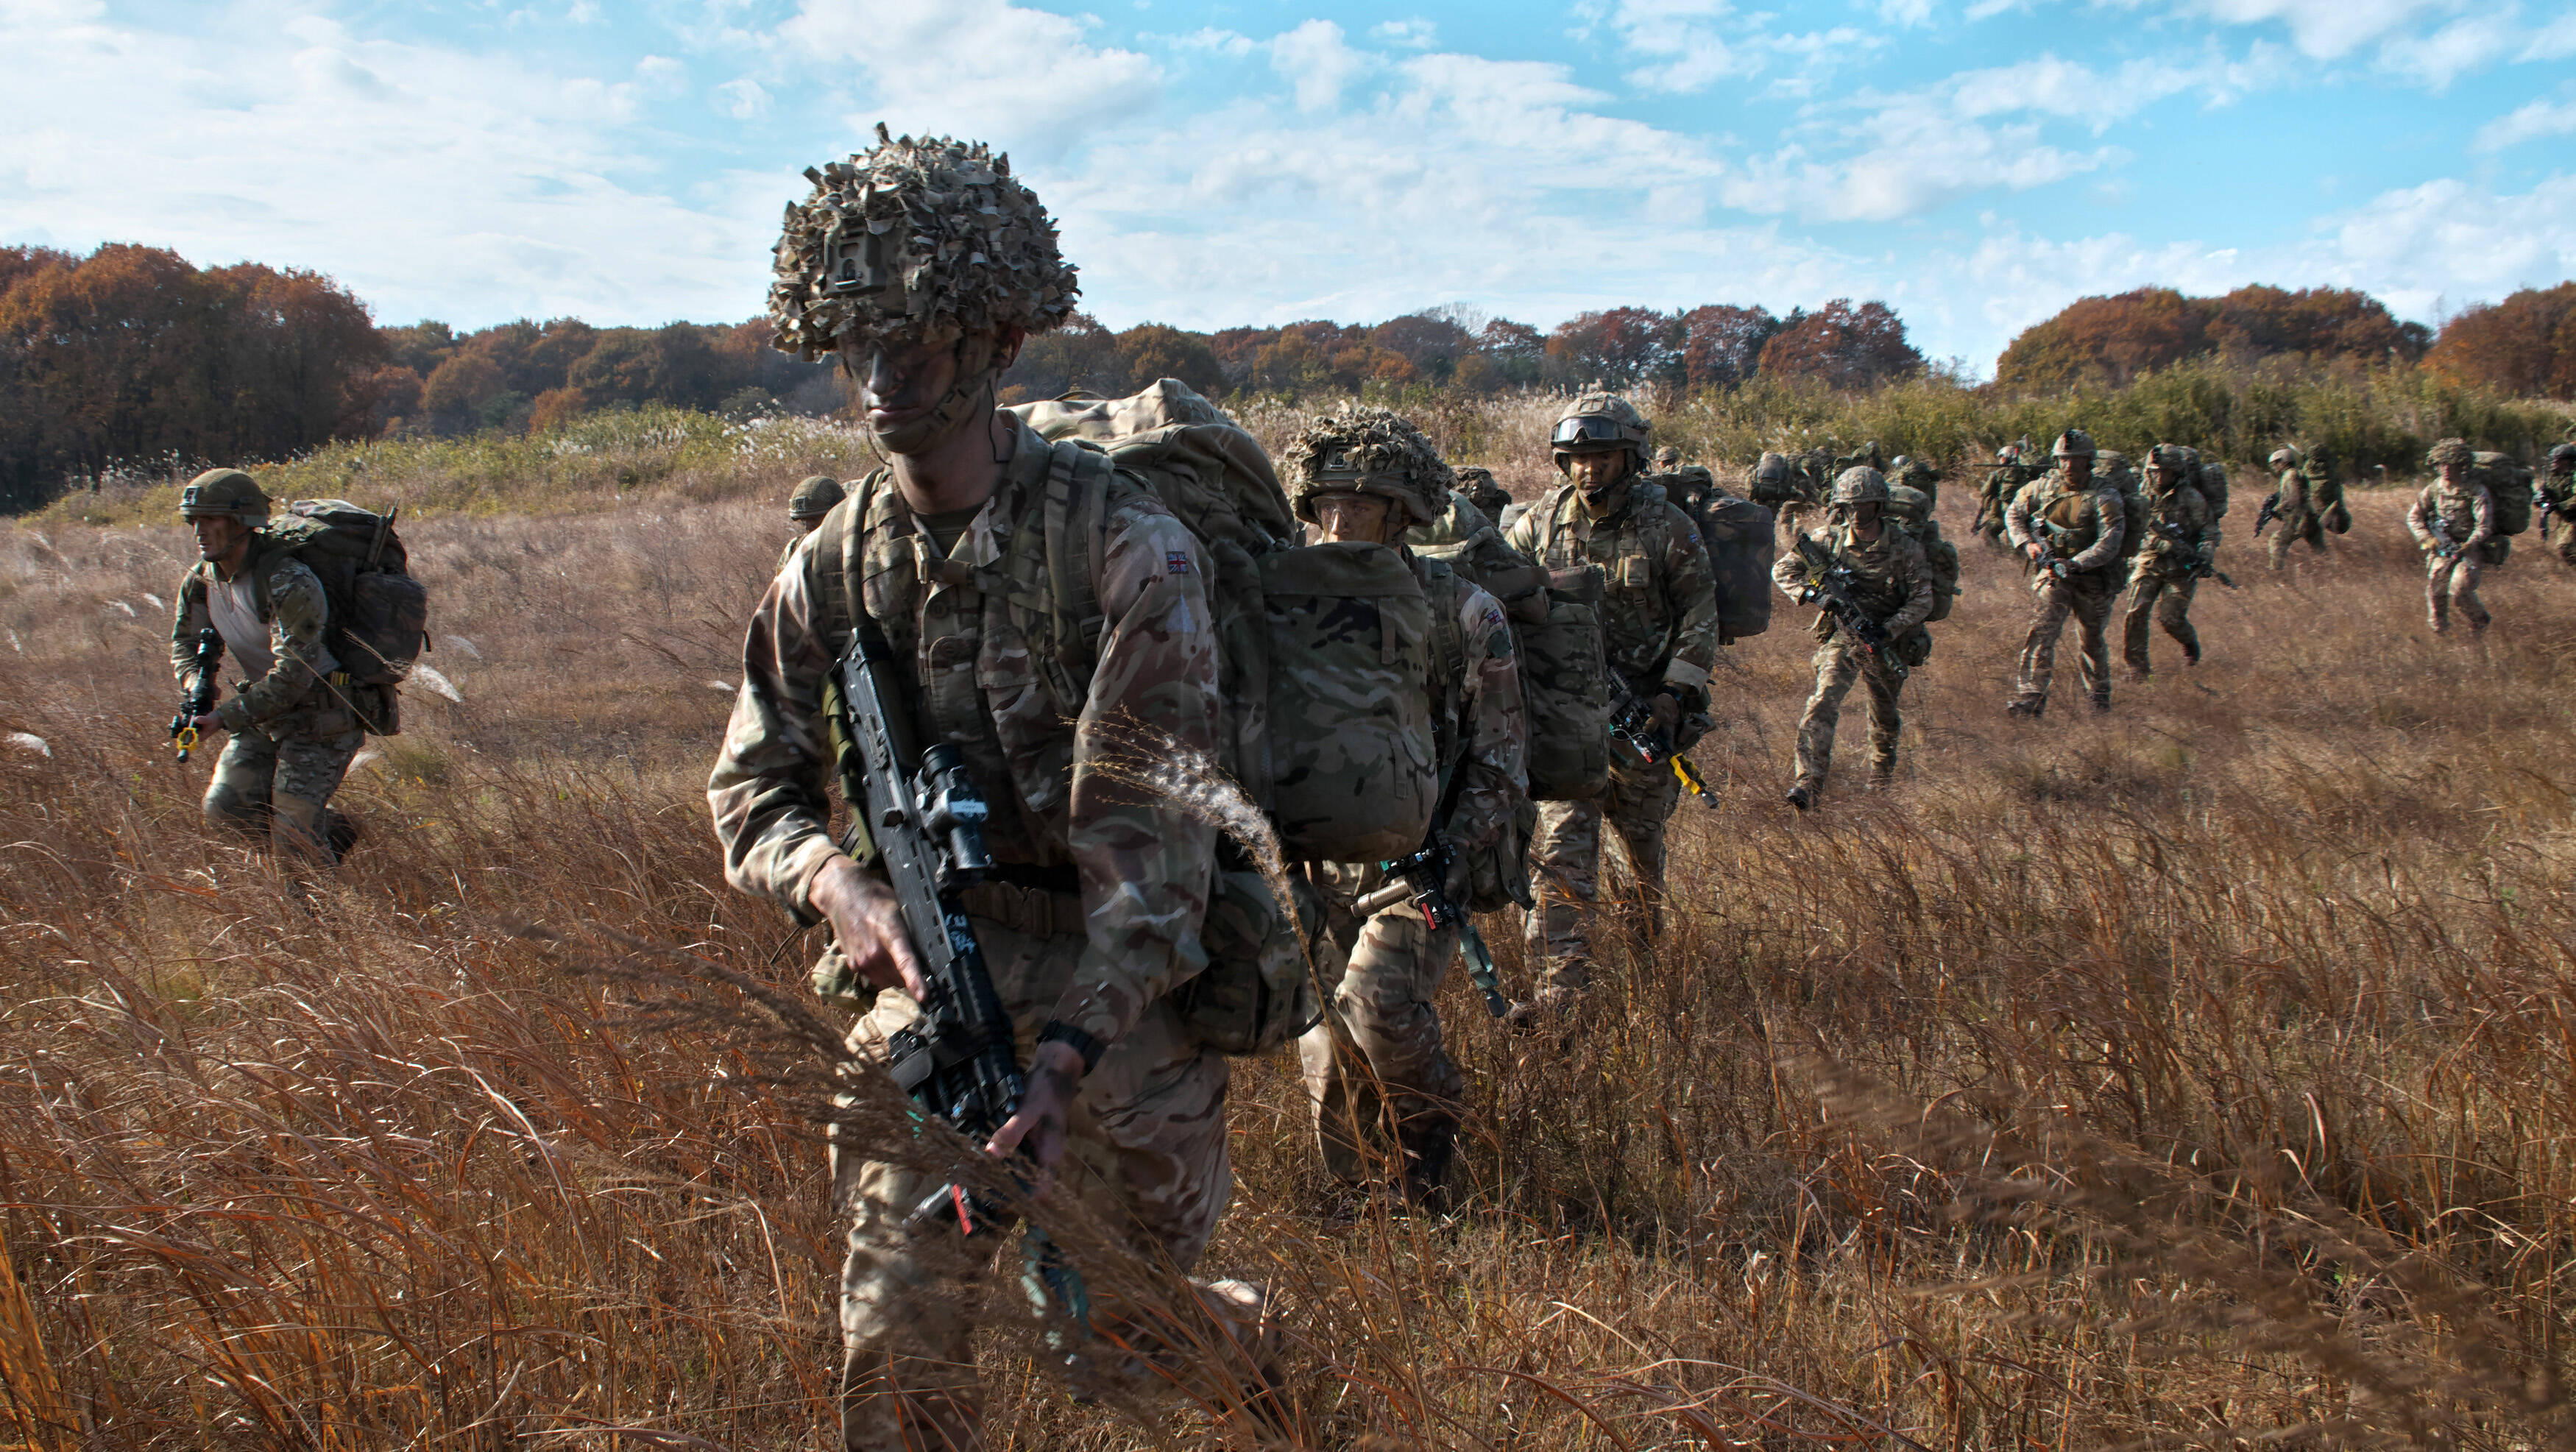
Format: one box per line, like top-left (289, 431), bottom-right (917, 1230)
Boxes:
top-left (1523, 479), bottom-right (1688, 686)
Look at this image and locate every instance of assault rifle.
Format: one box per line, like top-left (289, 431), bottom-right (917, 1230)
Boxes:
top-left (1787, 535), bottom-right (1908, 680)
top-left (2253, 491), bottom-right (2281, 537)
top-left (830, 623), bottom-right (1089, 1342)
top-left (2146, 519), bottom-right (2236, 589)
top-left (1380, 835), bottom-right (1510, 1019)
top-left (1607, 680), bottom-right (1718, 809)
top-left (171, 628), bottom-right (223, 762)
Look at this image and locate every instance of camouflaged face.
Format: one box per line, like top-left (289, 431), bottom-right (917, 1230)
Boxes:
top-left (1285, 406), bottom-right (1453, 525)
top-left (768, 127), bottom-right (1079, 360)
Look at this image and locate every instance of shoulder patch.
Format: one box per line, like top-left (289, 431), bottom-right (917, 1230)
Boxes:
top-left (1164, 550), bottom-right (1193, 575)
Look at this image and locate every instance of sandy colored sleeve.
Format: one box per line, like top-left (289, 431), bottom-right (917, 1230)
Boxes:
top-left (707, 552), bottom-right (846, 924)
top-left (1657, 502), bottom-right (1722, 689)
top-left (1446, 582), bottom-right (1528, 857)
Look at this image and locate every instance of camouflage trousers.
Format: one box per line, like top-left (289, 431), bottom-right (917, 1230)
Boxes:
top-left (203, 703), bottom-right (364, 863)
top-left (1793, 637), bottom-right (1906, 795)
top-left (1295, 865), bottom-right (1466, 1197)
top-left (2122, 571), bottom-right (2201, 673)
top-left (832, 916), bottom-right (1260, 1451)
top-left (1528, 755), bottom-right (1681, 991)
top-left (2268, 513), bottom-right (2326, 567)
top-left (2011, 571), bottom-right (2119, 714)
top-left (2424, 553), bottom-right (2489, 632)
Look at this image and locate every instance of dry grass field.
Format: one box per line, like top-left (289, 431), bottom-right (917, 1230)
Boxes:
top-left (6, 464), bottom-right (2576, 1449)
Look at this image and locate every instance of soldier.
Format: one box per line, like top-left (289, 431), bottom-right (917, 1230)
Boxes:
top-left (169, 469), bottom-right (370, 863)
top-left (1285, 409), bottom-right (1526, 1209)
top-left (1887, 455), bottom-right (1940, 509)
top-left (707, 131), bottom-right (1264, 1448)
top-left (1748, 450), bottom-right (1805, 510)
top-left (1774, 467), bottom-right (1934, 808)
top-left (2538, 444), bottom-right (2576, 567)
top-left (781, 474), bottom-right (845, 567)
top-left (2122, 444), bottom-right (2221, 679)
top-left (1506, 394), bottom-right (1720, 1007)
top-left (2407, 437), bottom-right (2494, 634)
top-left (1974, 438), bottom-right (2039, 548)
top-left (2003, 430), bottom-right (2127, 718)
top-left (1452, 464), bottom-right (1512, 521)
top-left (2263, 446), bottom-right (2326, 567)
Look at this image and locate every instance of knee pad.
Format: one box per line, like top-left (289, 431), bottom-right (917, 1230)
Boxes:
top-left (201, 781), bottom-right (269, 837)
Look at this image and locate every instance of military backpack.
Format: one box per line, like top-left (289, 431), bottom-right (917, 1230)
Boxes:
top-left (232, 500), bottom-right (430, 723)
top-left (2467, 452), bottom-right (2536, 536)
top-left (1412, 519), bottom-right (1611, 806)
top-left (1885, 484), bottom-right (1961, 623)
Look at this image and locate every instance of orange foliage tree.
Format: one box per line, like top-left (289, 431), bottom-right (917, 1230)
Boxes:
top-left (1755, 299), bottom-right (1923, 391)
top-left (2427, 284), bottom-right (2576, 399)
top-left (1998, 285), bottom-right (2427, 392)
top-left (0, 244), bottom-right (386, 510)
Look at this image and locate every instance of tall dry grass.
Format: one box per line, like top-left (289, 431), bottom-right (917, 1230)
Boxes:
top-left (5, 480), bottom-right (2576, 1447)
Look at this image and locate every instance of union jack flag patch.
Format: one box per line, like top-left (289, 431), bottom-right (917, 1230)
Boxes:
top-left (1166, 550), bottom-right (1194, 574)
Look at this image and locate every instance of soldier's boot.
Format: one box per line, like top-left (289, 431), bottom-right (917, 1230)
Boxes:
top-left (1785, 785), bottom-right (1816, 812)
top-left (1504, 985), bottom-right (1580, 1032)
top-left (2088, 690), bottom-right (2112, 715)
top-left (324, 811), bottom-right (361, 861)
top-left (1397, 1111), bottom-right (1460, 1214)
top-left (2183, 648), bottom-right (2201, 667)
top-left (2005, 698), bottom-right (2044, 720)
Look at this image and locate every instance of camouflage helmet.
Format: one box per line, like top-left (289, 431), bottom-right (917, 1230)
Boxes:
top-left (2145, 443), bottom-right (2192, 476)
top-left (1550, 392), bottom-right (1649, 461)
top-left (2267, 447), bottom-right (2299, 470)
top-left (1995, 439), bottom-right (2025, 464)
top-left (1753, 450), bottom-right (1792, 484)
top-left (788, 474), bottom-right (846, 520)
top-left (1286, 406), bottom-right (1451, 527)
top-left (2550, 442), bottom-right (2576, 472)
top-left (1830, 466), bottom-right (1890, 506)
top-left (767, 125), bottom-right (1079, 361)
top-left (177, 468), bottom-right (270, 522)
top-left (1452, 464), bottom-right (1510, 513)
top-left (2427, 436), bottom-right (2473, 470)
top-left (2052, 429), bottom-right (2098, 460)
top-left (1653, 445), bottom-right (1682, 470)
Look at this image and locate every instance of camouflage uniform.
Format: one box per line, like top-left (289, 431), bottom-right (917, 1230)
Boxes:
top-left (782, 474), bottom-right (846, 569)
top-left (722, 131), bottom-right (1252, 1450)
top-left (1452, 467), bottom-right (1511, 521)
top-left (2266, 451), bottom-right (2325, 567)
top-left (2003, 442), bottom-right (2127, 716)
top-left (1773, 497), bottom-right (1933, 798)
top-left (1507, 470), bottom-right (1720, 990)
top-left (1296, 567), bottom-right (1523, 1200)
top-left (170, 472), bottom-right (367, 863)
top-left (2538, 445), bottom-right (2576, 567)
top-left (1975, 440), bottom-right (2040, 548)
top-left (2407, 441), bottom-right (2494, 632)
top-left (2122, 453), bottom-right (2218, 676)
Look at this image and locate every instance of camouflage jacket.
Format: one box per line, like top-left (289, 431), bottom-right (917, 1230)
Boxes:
top-left (1507, 478), bottom-right (1722, 694)
top-left (2272, 467), bottom-right (2313, 522)
top-left (1409, 491), bottom-right (1498, 550)
top-left (1771, 519), bottom-right (1933, 637)
top-left (169, 549), bottom-right (335, 732)
top-left (2129, 483), bottom-right (2217, 579)
top-left (2004, 472), bottom-right (2126, 575)
top-left (707, 420), bottom-right (1222, 1050)
top-left (2408, 481), bottom-right (2494, 552)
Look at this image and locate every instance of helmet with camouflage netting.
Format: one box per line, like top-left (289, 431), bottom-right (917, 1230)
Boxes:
top-left (768, 124), bottom-right (1079, 362)
top-left (1753, 451), bottom-right (1792, 484)
top-left (788, 475), bottom-right (846, 520)
top-left (1452, 464), bottom-right (1510, 514)
top-left (1653, 445), bottom-right (1681, 470)
top-left (2052, 429), bottom-right (2097, 459)
top-left (2427, 437), bottom-right (2473, 470)
top-left (1286, 406), bottom-right (1452, 527)
top-left (1550, 392), bottom-right (1650, 466)
top-left (177, 468), bottom-right (270, 522)
top-left (1830, 466), bottom-right (1889, 507)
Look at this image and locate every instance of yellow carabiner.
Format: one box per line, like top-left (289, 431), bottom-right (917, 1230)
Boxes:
top-left (174, 725), bottom-right (199, 761)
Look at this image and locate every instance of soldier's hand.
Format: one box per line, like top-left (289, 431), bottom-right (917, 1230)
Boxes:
top-left (1649, 691), bottom-right (1681, 735)
top-left (808, 857), bottom-right (927, 1000)
top-left (986, 1039), bottom-right (1083, 1183)
top-left (188, 712), bottom-right (222, 733)
top-left (2023, 542), bottom-right (2045, 562)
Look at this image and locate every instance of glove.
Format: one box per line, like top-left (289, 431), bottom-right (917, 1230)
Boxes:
top-left (1856, 617), bottom-right (1891, 648)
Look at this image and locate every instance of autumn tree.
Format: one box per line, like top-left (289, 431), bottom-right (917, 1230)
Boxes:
top-left (1544, 308), bottom-right (1682, 388)
top-left (2427, 284), bottom-right (2576, 399)
top-left (1677, 304), bottom-right (1780, 389)
top-left (2000, 284), bottom-right (2432, 391)
top-left (1755, 300), bottom-right (1922, 391)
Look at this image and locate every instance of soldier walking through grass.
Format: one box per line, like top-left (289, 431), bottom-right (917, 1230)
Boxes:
top-left (1774, 467), bottom-right (1934, 808)
top-left (2123, 444), bottom-right (2221, 679)
top-left (2538, 444), bottom-right (2576, 567)
top-left (169, 470), bottom-right (372, 864)
top-left (1285, 409), bottom-right (1527, 1211)
top-left (779, 474), bottom-right (845, 568)
top-left (2407, 437), bottom-right (2495, 634)
top-left (707, 130), bottom-right (1271, 1449)
top-left (2003, 431), bottom-right (2127, 718)
top-left (1507, 393), bottom-right (1719, 1010)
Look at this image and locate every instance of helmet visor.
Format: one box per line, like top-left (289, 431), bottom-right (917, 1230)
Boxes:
top-left (1551, 416), bottom-right (1632, 450)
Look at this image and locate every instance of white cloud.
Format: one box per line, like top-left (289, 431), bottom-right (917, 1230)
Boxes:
top-left (714, 76), bottom-right (769, 119)
top-left (2147, 0), bottom-right (2450, 60)
top-left (2378, 13), bottom-right (2518, 87)
top-left (1370, 18), bottom-right (1438, 48)
top-left (779, 0), bottom-right (1161, 145)
top-left (2474, 94), bottom-right (2576, 151)
top-left (1269, 19), bottom-right (1370, 113)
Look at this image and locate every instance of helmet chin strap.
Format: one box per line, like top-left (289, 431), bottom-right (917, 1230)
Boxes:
top-left (871, 331), bottom-right (1004, 456)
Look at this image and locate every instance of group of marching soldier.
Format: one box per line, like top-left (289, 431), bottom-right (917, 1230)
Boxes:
top-left (159, 122), bottom-right (2576, 1448)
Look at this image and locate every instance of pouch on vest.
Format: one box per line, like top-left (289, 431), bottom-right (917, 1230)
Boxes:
top-left (1257, 542), bottom-right (1437, 863)
top-left (1520, 564), bottom-right (1610, 801)
top-left (1172, 864), bottom-right (1322, 1055)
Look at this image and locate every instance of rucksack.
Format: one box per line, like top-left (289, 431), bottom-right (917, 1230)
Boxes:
top-left (1412, 519), bottom-right (1610, 804)
top-left (1886, 484), bottom-right (1960, 623)
top-left (245, 500), bottom-right (429, 693)
top-left (2180, 450), bottom-right (2231, 521)
top-left (1652, 469), bottom-right (1774, 641)
top-left (2469, 452), bottom-right (2536, 536)
top-left (2094, 453), bottom-right (2150, 563)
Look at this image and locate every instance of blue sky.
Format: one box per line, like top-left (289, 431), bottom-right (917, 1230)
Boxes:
top-left (3, 0), bottom-right (2572, 372)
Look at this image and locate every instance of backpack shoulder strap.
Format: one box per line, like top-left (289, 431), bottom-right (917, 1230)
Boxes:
top-left (245, 537), bottom-right (310, 619)
top-left (1040, 441), bottom-right (1117, 679)
top-left (810, 478), bottom-right (875, 657)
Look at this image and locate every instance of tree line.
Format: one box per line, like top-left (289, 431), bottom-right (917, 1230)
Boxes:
top-left (2, 241), bottom-right (2569, 513)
